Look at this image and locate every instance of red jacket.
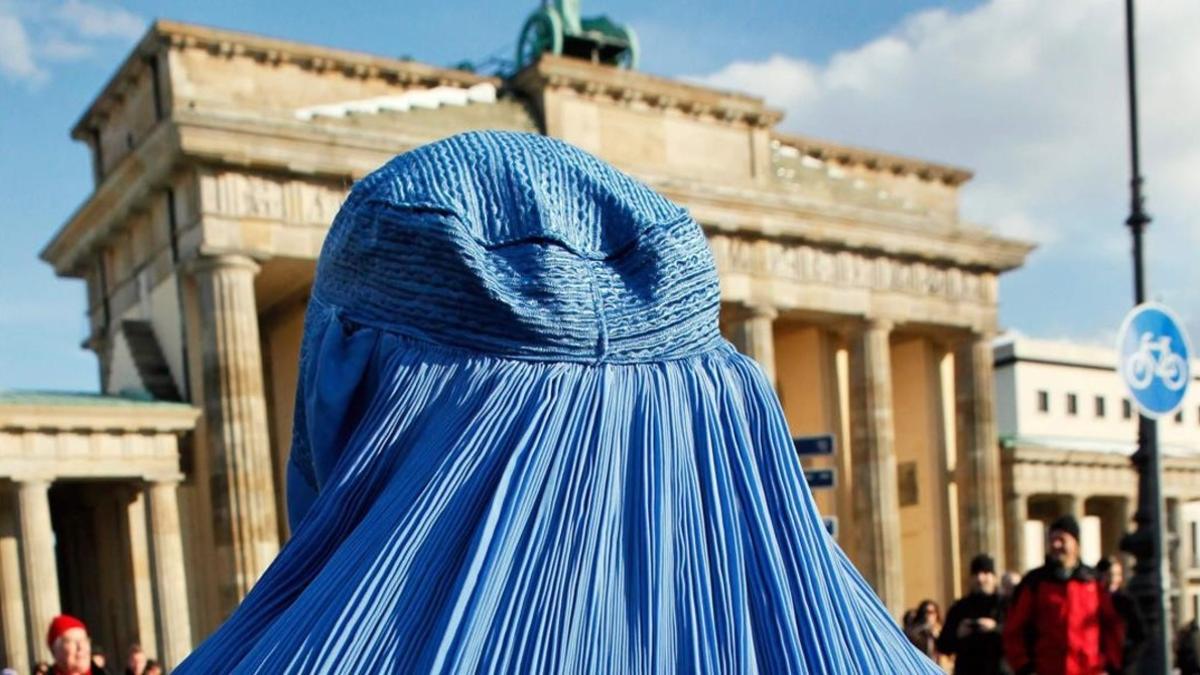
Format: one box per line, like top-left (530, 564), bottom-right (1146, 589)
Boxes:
top-left (1002, 562), bottom-right (1124, 675)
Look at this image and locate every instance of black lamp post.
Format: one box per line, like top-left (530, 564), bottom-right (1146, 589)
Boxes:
top-left (1117, 0), bottom-right (1171, 672)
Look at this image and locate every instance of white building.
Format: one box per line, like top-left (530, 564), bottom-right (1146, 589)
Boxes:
top-left (995, 335), bottom-right (1200, 624)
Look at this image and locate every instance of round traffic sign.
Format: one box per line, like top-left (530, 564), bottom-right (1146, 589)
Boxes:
top-left (1117, 302), bottom-right (1193, 418)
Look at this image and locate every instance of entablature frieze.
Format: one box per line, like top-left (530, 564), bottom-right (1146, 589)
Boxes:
top-left (198, 167), bottom-right (346, 229)
top-left (0, 428), bottom-right (193, 483)
top-left (709, 234), bottom-right (997, 306)
top-left (1003, 445), bottom-right (1200, 500)
top-left (709, 233), bottom-right (1000, 333)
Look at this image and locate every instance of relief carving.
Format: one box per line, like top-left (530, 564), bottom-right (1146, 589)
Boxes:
top-left (288, 180), bottom-right (345, 225)
top-left (201, 170), bottom-right (345, 225)
top-left (711, 234), bottom-right (995, 304)
top-left (241, 176), bottom-right (283, 218)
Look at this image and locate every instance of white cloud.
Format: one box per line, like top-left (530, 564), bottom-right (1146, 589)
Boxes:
top-left (690, 0), bottom-right (1200, 342)
top-left (0, 0), bottom-right (143, 83)
top-left (0, 11), bottom-right (44, 81)
top-left (53, 0), bottom-right (142, 40)
top-left (39, 34), bottom-right (94, 61)
top-left (698, 54), bottom-right (818, 111)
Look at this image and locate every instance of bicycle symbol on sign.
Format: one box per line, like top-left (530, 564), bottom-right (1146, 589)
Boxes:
top-left (1124, 332), bottom-right (1188, 391)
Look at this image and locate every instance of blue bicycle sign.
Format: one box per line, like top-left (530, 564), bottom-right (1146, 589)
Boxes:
top-left (1117, 303), bottom-right (1193, 418)
top-left (1125, 333), bottom-right (1188, 391)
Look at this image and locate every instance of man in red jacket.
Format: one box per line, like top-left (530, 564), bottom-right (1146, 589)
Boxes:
top-left (1003, 516), bottom-right (1125, 675)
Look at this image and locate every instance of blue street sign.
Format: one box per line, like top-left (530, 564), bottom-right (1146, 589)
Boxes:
top-left (793, 433), bottom-right (836, 457)
top-left (1117, 302), bottom-right (1193, 418)
top-left (804, 469), bottom-right (836, 490)
top-left (822, 516), bottom-right (838, 538)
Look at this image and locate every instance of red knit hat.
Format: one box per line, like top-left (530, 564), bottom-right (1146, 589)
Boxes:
top-left (46, 614), bottom-right (86, 649)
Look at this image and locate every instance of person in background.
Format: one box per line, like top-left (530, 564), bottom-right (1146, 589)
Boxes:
top-left (1003, 516), bottom-right (1124, 675)
top-left (89, 645), bottom-right (109, 675)
top-left (1095, 555), bottom-right (1145, 672)
top-left (906, 599), bottom-right (945, 666)
top-left (1176, 619), bottom-right (1200, 675)
top-left (32, 663), bottom-right (50, 675)
top-left (937, 553), bottom-right (1007, 675)
top-left (141, 661), bottom-right (161, 675)
top-left (123, 645), bottom-right (145, 675)
top-left (45, 614), bottom-right (100, 675)
top-left (1000, 570), bottom-right (1022, 608)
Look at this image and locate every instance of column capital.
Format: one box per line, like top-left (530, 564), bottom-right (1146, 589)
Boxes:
top-left (954, 329), bottom-right (998, 348)
top-left (728, 302), bottom-right (778, 323)
top-left (184, 253), bottom-right (261, 276)
top-left (861, 316), bottom-right (894, 333)
top-left (11, 475), bottom-right (52, 492)
top-left (1004, 487), bottom-right (1028, 500)
top-left (140, 474), bottom-right (185, 487)
top-left (725, 303), bottom-right (778, 388)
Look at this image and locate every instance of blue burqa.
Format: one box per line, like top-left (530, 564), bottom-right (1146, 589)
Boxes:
top-left (177, 131), bottom-right (939, 673)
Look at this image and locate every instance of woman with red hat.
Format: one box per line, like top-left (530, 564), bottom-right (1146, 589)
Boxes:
top-left (45, 615), bottom-right (97, 675)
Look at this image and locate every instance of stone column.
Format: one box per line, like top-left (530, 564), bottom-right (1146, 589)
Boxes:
top-left (955, 333), bottom-right (1005, 572)
top-left (1004, 490), bottom-right (1028, 573)
top-left (145, 479), bottom-right (193, 667)
top-left (1169, 498), bottom-right (1186, 629)
top-left (848, 318), bottom-right (905, 616)
top-left (728, 304), bottom-right (778, 389)
top-left (124, 488), bottom-right (158, 659)
top-left (0, 489), bottom-right (30, 674)
top-left (189, 254), bottom-right (279, 612)
top-left (15, 480), bottom-right (59, 664)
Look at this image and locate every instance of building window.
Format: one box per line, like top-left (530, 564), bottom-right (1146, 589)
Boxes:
top-left (1177, 409), bottom-right (1185, 424)
top-left (1123, 398), bottom-right (1133, 419)
top-left (1037, 390), bottom-right (1049, 413)
top-left (1095, 396), bottom-right (1106, 418)
top-left (1067, 393), bottom-right (1078, 416)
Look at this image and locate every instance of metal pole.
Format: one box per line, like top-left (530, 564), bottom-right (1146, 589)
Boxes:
top-left (1118, 0), bottom-right (1171, 672)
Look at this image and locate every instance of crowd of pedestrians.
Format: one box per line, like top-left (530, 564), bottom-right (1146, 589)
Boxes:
top-left (2, 614), bottom-right (165, 675)
top-left (904, 516), bottom-right (1151, 674)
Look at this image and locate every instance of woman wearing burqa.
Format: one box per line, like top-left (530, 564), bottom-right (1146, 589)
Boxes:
top-left (176, 131), bottom-right (939, 673)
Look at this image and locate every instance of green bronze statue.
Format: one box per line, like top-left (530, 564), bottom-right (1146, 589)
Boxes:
top-left (516, 0), bottom-right (639, 70)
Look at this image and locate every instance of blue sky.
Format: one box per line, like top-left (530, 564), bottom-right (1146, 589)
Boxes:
top-left (2, 0), bottom-right (1196, 391)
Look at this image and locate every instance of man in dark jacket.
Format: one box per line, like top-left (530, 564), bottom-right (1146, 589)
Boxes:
top-left (1003, 515), bottom-right (1124, 675)
top-left (938, 553), bottom-right (1007, 674)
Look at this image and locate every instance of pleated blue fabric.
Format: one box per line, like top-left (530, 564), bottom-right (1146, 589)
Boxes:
top-left (176, 131), bottom-right (939, 673)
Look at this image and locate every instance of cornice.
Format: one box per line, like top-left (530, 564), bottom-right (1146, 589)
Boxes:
top-left (772, 132), bottom-right (973, 187)
top-left (511, 53), bottom-right (783, 129)
top-left (71, 19), bottom-right (499, 140)
top-left (0, 401), bottom-right (199, 434)
top-left (645, 174), bottom-right (1033, 272)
